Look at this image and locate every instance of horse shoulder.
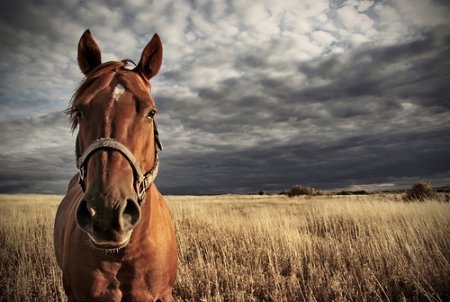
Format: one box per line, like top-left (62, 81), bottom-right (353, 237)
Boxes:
top-left (54, 174), bottom-right (83, 268)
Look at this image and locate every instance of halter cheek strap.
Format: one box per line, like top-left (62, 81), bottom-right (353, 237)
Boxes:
top-left (77, 138), bottom-right (159, 204)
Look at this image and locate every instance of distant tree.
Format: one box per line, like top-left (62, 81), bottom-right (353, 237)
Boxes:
top-left (404, 181), bottom-right (437, 201)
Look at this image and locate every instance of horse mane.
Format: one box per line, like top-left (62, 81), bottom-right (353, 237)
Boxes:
top-left (66, 60), bottom-right (136, 132)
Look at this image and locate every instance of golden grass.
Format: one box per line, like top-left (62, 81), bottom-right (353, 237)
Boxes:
top-left (0, 194), bottom-right (449, 301)
top-left (0, 194), bottom-right (65, 302)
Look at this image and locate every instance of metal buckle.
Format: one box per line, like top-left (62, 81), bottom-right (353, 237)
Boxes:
top-left (78, 166), bottom-right (86, 191)
top-left (136, 177), bottom-right (148, 203)
top-left (79, 166), bottom-right (85, 181)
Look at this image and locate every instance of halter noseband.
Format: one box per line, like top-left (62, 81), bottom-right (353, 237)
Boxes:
top-left (76, 134), bottom-right (160, 204)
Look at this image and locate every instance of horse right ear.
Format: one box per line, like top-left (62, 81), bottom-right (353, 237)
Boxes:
top-left (78, 29), bottom-right (102, 75)
top-left (135, 34), bottom-right (163, 81)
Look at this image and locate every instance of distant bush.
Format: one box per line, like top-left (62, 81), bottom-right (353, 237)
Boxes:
top-left (287, 185), bottom-right (321, 197)
top-left (404, 181), bottom-right (437, 201)
top-left (436, 184), bottom-right (450, 193)
top-left (337, 190), bottom-right (370, 195)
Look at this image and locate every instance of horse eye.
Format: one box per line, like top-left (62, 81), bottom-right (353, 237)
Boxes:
top-left (75, 110), bottom-right (83, 120)
top-left (147, 109), bottom-right (157, 120)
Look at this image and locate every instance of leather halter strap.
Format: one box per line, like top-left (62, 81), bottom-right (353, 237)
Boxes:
top-left (77, 138), bottom-right (159, 203)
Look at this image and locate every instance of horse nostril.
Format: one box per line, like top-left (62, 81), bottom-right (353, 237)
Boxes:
top-left (121, 199), bottom-right (141, 231)
top-left (76, 199), bottom-right (93, 231)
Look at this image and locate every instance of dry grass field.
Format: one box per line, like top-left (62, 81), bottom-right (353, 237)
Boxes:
top-left (0, 193), bottom-right (449, 301)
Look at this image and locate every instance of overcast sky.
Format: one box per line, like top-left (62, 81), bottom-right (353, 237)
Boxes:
top-left (0, 0), bottom-right (449, 194)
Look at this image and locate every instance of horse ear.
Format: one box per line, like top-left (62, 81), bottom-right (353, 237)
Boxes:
top-left (136, 34), bottom-right (163, 81)
top-left (78, 29), bottom-right (102, 75)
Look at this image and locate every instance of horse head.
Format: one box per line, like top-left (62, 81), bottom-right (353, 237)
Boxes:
top-left (69, 30), bottom-right (163, 250)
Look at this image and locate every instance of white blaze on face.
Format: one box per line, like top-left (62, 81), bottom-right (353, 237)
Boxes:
top-left (112, 84), bottom-right (125, 101)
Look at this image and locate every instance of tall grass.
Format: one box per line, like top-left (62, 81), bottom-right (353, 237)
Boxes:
top-left (0, 194), bottom-right (65, 302)
top-left (170, 195), bottom-right (450, 301)
top-left (0, 194), bottom-right (449, 301)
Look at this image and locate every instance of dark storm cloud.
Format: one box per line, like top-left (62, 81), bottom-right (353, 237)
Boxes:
top-left (153, 18), bottom-right (450, 193)
top-left (0, 112), bottom-right (76, 193)
top-left (1, 0), bottom-right (449, 194)
top-left (295, 30), bottom-right (450, 105)
top-left (159, 28), bottom-right (450, 137)
top-left (157, 126), bottom-right (450, 194)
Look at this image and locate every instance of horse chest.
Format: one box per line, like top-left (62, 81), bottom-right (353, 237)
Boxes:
top-left (116, 257), bottom-right (152, 296)
top-left (68, 256), bottom-right (154, 302)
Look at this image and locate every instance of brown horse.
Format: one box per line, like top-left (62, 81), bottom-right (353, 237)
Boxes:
top-left (54, 30), bottom-right (177, 302)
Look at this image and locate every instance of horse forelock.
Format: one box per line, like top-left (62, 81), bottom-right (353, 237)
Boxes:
top-left (66, 61), bottom-right (146, 132)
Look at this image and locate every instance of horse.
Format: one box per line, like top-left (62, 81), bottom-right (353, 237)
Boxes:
top-left (54, 29), bottom-right (178, 302)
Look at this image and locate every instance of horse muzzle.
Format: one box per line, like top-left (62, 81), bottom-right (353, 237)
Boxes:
top-left (76, 196), bottom-right (141, 250)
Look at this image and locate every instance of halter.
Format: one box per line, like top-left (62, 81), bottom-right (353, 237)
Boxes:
top-left (76, 121), bottom-right (162, 204)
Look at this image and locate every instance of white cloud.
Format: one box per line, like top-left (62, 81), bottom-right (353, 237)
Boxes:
top-left (311, 30), bottom-right (336, 47)
top-left (394, 0), bottom-right (450, 27)
top-left (335, 3), bottom-right (377, 44)
top-left (356, 1), bottom-right (374, 12)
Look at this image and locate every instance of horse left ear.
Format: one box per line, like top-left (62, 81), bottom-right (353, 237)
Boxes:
top-left (78, 29), bottom-right (102, 75)
top-left (135, 34), bottom-right (163, 81)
